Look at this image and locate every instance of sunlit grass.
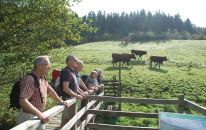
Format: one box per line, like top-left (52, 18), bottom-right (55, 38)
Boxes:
top-left (48, 40), bottom-right (206, 126)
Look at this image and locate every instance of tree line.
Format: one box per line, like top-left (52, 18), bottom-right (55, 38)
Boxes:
top-left (80, 10), bottom-right (206, 42)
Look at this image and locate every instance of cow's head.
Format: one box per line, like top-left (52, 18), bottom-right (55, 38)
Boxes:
top-left (131, 49), bottom-right (135, 54)
top-left (163, 56), bottom-right (167, 61)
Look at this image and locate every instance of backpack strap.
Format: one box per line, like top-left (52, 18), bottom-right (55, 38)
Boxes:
top-left (28, 73), bottom-right (43, 103)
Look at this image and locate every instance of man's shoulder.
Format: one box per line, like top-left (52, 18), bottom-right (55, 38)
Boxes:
top-left (22, 74), bottom-right (36, 81)
top-left (61, 68), bottom-right (71, 74)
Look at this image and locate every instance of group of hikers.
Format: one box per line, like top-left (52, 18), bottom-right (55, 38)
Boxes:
top-left (16, 55), bottom-right (104, 130)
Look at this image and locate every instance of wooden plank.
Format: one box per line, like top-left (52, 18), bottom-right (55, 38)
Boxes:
top-left (61, 92), bottom-right (104, 130)
top-left (104, 87), bottom-right (114, 90)
top-left (87, 96), bottom-right (179, 105)
top-left (185, 99), bottom-right (206, 115)
top-left (105, 93), bottom-right (114, 96)
top-left (103, 83), bottom-right (114, 86)
top-left (11, 99), bottom-right (76, 130)
top-left (103, 80), bottom-right (119, 83)
top-left (77, 102), bottom-right (102, 130)
top-left (87, 123), bottom-right (159, 130)
top-left (87, 110), bottom-right (158, 118)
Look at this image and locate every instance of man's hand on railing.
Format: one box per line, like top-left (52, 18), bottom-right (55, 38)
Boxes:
top-left (60, 101), bottom-right (70, 108)
top-left (87, 89), bottom-right (94, 95)
top-left (39, 113), bottom-right (49, 124)
top-left (84, 91), bottom-right (89, 97)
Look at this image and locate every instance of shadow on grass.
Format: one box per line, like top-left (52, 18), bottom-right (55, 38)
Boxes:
top-left (148, 67), bottom-right (168, 74)
top-left (105, 66), bottom-right (132, 71)
top-left (129, 39), bottom-right (171, 44)
top-left (130, 60), bottom-right (146, 66)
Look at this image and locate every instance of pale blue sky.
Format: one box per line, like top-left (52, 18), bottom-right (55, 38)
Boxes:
top-left (71, 0), bottom-right (206, 27)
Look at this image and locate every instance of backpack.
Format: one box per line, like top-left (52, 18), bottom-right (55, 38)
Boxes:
top-left (51, 68), bottom-right (77, 97)
top-left (81, 74), bottom-right (89, 83)
top-left (9, 73), bottom-right (42, 110)
top-left (51, 69), bottom-right (62, 96)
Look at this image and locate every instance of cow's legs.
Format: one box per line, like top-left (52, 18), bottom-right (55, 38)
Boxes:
top-left (154, 62), bottom-right (158, 68)
top-left (150, 61), bottom-right (152, 67)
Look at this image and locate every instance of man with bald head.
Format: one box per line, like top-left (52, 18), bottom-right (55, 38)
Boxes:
top-left (17, 55), bottom-right (69, 130)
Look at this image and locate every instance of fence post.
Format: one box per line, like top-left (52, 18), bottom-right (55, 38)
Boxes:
top-left (71, 103), bottom-right (77, 130)
top-left (178, 95), bottom-right (185, 113)
top-left (113, 75), bottom-right (116, 81)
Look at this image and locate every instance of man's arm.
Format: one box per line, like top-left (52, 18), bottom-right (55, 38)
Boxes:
top-left (79, 79), bottom-right (89, 91)
top-left (62, 81), bottom-right (83, 100)
top-left (87, 83), bottom-right (98, 92)
top-left (77, 87), bottom-right (86, 98)
top-left (48, 88), bottom-right (69, 107)
top-left (79, 79), bottom-right (94, 94)
top-left (19, 98), bottom-right (49, 123)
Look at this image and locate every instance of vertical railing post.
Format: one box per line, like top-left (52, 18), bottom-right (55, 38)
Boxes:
top-left (178, 95), bottom-right (185, 113)
top-left (71, 103), bottom-right (77, 130)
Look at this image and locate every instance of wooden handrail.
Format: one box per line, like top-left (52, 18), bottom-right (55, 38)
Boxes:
top-left (77, 101), bottom-right (103, 130)
top-left (184, 99), bottom-right (206, 115)
top-left (10, 98), bottom-right (76, 130)
top-left (87, 95), bottom-right (179, 104)
top-left (61, 92), bottom-right (104, 130)
top-left (87, 110), bottom-right (158, 118)
top-left (10, 91), bottom-right (206, 130)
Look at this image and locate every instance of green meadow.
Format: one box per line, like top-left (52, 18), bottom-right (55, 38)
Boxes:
top-left (49, 40), bottom-right (206, 126)
top-left (1, 40), bottom-right (206, 128)
top-left (50, 40), bottom-right (206, 100)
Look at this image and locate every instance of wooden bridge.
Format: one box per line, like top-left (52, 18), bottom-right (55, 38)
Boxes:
top-left (11, 80), bottom-right (206, 130)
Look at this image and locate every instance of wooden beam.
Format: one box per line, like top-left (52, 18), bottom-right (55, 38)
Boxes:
top-left (61, 92), bottom-right (104, 130)
top-left (87, 123), bottom-right (159, 130)
top-left (87, 95), bottom-right (179, 105)
top-left (102, 80), bottom-right (114, 82)
top-left (87, 110), bottom-right (158, 118)
top-left (185, 99), bottom-right (206, 115)
top-left (77, 102), bottom-right (102, 130)
top-left (11, 98), bottom-right (76, 130)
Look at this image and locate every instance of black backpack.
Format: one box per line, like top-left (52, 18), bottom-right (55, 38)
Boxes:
top-left (81, 74), bottom-right (89, 83)
top-left (9, 73), bottom-right (43, 110)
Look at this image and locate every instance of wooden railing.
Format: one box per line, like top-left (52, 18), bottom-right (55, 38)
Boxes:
top-left (10, 99), bottom-right (76, 130)
top-left (10, 81), bottom-right (206, 130)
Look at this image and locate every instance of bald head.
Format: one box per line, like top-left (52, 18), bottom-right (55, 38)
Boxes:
top-left (34, 55), bottom-right (50, 69)
top-left (34, 55), bottom-right (51, 76)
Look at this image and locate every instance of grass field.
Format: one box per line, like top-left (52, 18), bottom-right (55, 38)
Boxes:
top-left (50, 40), bottom-right (206, 99)
top-left (1, 40), bottom-right (206, 128)
top-left (48, 40), bottom-right (206, 127)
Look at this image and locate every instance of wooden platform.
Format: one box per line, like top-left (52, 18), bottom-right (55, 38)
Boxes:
top-left (45, 113), bottom-right (62, 130)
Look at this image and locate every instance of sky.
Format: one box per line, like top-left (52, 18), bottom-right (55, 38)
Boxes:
top-left (71, 0), bottom-right (206, 27)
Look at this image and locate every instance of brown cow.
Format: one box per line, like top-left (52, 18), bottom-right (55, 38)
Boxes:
top-left (131, 49), bottom-right (147, 59)
top-left (112, 53), bottom-right (136, 66)
top-left (149, 56), bottom-right (167, 68)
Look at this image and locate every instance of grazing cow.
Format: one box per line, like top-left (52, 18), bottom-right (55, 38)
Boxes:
top-left (149, 56), bottom-right (167, 68)
top-left (131, 49), bottom-right (147, 59)
top-left (112, 53), bottom-right (136, 66)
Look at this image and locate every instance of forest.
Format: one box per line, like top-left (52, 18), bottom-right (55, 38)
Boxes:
top-left (79, 10), bottom-right (206, 42)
